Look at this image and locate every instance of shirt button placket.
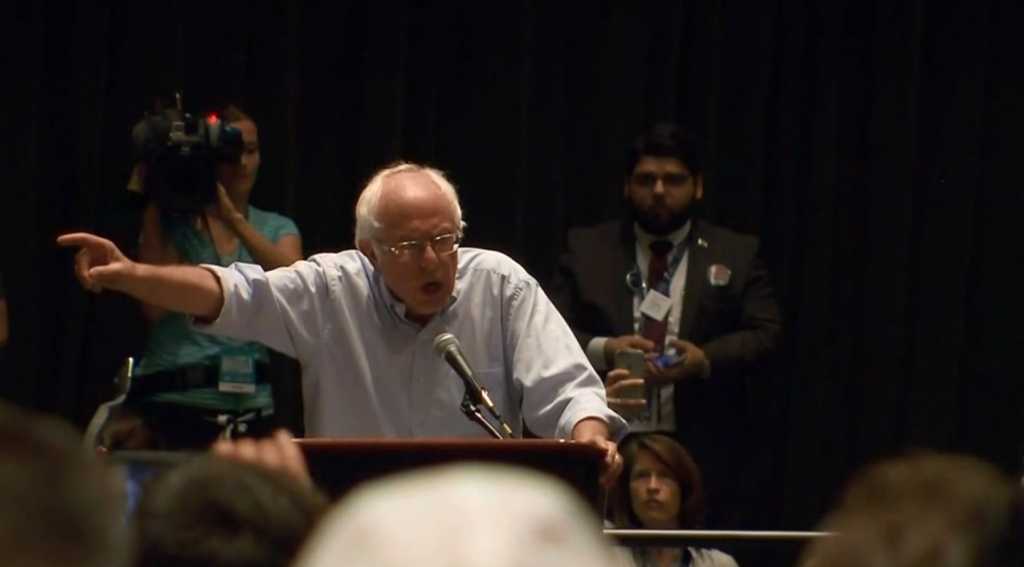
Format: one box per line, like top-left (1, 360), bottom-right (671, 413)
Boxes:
top-left (411, 331), bottom-right (430, 435)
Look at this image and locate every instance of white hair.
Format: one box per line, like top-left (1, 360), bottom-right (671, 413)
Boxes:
top-left (293, 463), bottom-right (620, 567)
top-left (353, 162), bottom-right (466, 246)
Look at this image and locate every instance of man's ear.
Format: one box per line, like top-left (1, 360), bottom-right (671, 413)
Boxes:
top-left (357, 239), bottom-right (379, 267)
top-left (695, 174), bottom-right (704, 201)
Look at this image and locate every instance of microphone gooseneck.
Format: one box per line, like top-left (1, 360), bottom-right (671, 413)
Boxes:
top-left (433, 332), bottom-right (515, 439)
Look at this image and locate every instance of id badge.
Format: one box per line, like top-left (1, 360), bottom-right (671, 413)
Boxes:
top-left (218, 345), bottom-right (258, 394)
top-left (639, 290), bottom-right (672, 321)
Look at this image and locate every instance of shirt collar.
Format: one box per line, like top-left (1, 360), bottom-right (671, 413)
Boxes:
top-left (633, 219), bottom-right (692, 251)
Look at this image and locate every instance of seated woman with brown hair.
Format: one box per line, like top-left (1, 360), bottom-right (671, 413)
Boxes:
top-left (610, 433), bottom-right (739, 567)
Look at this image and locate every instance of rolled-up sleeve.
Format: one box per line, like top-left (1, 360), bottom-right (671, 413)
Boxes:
top-left (192, 260), bottom-right (329, 360)
top-left (507, 279), bottom-right (629, 442)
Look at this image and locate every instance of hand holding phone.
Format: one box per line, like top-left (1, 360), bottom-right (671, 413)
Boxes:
top-left (612, 348), bottom-right (646, 401)
top-left (609, 349), bottom-right (647, 420)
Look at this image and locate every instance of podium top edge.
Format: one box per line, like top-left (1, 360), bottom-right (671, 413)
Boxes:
top-left (295, 437), bottom-right (605, 456)
top-left (104, 438), bottom-right (606, 464)
top-left (296, 437), bottom-right (573, 444)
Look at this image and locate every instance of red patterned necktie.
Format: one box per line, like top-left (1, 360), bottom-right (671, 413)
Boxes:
top-left (641, 240), bottom-right (673, 353)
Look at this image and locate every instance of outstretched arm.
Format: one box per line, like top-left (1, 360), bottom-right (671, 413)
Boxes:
top-left (58, 232), bottom-right (224, 320)
top-left (59, 231), bottom-right (328, 359)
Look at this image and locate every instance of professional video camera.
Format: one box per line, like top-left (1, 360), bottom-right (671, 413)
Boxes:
top-left (131, 94), bottom-right (244, 218)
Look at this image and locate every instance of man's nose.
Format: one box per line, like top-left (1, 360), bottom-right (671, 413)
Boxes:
top-left (652, 178), bottom-right (666, 196)
top-left (419, 244), bottom-right (440, 266)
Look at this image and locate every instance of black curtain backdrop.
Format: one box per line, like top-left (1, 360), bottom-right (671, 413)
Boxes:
top-left (2, 0), bottom-right (1024, 533)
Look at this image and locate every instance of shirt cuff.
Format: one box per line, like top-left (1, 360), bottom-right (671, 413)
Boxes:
top-left (586, 337), bottom-right (611, 372)
top-left (562, 409), bottom-right (629, 444)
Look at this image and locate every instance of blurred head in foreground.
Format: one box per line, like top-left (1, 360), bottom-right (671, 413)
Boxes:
top-left (799, 452), bottom-right (1024, 567)
top-left (132, 454), bottom-right (329, 567)
top-left (0, 401), bottom-right (125, 567)
top-left (294, 462), bottom-right (621, 567)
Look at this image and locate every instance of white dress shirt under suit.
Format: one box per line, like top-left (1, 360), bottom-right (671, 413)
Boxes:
top-left (585, 221), bottom-right (692, 431)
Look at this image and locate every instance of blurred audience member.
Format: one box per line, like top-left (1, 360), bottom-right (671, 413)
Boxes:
top-left (610, 433), bottom-right (738, 567)
top-left (294, 462), bottom-right (621, 567)
top-left (799, 452), bottom-right (1024, 567)
top-left (210, 427), bottom-right (313, 486)
top-left (0, 400), bottom-right (126, 567)
top-left (131, 431), bottom-right (328, 567)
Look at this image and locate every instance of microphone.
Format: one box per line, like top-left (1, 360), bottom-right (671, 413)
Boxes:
top-left (432, 332), bottom-right (514, 438)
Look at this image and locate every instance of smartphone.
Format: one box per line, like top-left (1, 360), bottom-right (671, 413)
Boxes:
top-left (612, 348), bottom-right (646, 400)
top-left (652, 352), bottom-right (687, 369)
top-left (613, 348), bottom-right (646, 378)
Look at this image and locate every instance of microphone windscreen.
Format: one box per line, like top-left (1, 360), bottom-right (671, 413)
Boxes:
top-left (432, 332), bottom-right (459, 356)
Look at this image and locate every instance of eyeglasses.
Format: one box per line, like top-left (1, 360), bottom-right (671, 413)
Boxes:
top-left (630, 172), bottom-right (691, 190)
top-left (376, 233), bottom-right (462, 261)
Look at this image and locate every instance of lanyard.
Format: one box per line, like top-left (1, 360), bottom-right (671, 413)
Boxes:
top-left (626, 238), bottom-right (690, 336)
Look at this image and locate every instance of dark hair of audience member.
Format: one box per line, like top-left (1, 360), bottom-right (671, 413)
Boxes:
top-left (623, 123), bottom-right (704, 179)
top-left (610, 433), bottom-right (706, 529)
top-left (799, 451), bottom-right (1024, 567)
top-left (0, 401), bottom-right (126, 567)
top-left (132, 455), bottom-right (330, 567)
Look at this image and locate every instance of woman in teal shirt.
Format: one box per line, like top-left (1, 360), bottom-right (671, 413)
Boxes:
top-left (117, 105), bottom-right (303, 450)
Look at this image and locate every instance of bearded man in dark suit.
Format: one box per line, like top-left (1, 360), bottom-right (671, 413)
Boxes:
top-left (548, 123), bottom-right (782, 528)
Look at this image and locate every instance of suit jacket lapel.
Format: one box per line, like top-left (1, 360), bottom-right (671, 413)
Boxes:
top-left (611, 221), bottom-right (637, 334)
top-left (678, 220), bottom-right (710, 341)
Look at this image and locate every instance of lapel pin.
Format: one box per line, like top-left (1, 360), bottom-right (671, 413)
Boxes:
top-left (697, 238), bottom-right (708, 248)
top-left (707, 264), bottom-right (731, 287)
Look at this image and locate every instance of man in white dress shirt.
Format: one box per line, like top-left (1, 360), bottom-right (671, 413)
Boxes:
top-left (59, 161), bottom-right (627, 485)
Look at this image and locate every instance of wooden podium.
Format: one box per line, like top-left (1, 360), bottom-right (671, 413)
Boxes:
top-left (295, 438), bottom-right (607, 513)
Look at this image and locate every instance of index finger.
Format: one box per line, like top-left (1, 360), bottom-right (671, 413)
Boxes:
top-left (600, 446), bottom-right (620, 489)
top-left (627, 336), bottom-right (656, 351)
top-left (274, 430), bottom-right (311, 482)
top-left (607, 378), bottom-right (645, 395)
top-left (605, 368), bottom-right (631, 386)
top-left (666, 338), bottom-right (689, 351)
top-left (210, 437), bottom-right (237, 457)
top-left (56, 232), bottom-right (106, 249)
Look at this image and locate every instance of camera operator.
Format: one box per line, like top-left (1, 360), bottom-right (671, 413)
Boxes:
top-left (112, 104), bottom-right (303, 450)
